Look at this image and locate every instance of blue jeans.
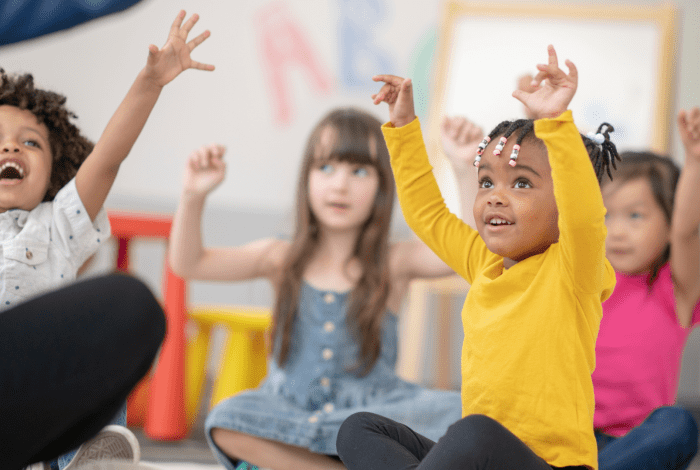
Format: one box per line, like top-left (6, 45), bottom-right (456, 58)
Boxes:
top-left (595, 406), bottom-right (699, 470)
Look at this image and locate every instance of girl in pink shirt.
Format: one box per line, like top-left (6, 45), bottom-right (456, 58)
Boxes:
top-left (593, 108), bottom-right (700, 469)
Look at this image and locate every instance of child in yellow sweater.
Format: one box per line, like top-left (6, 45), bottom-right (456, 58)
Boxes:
top-left (336, 45), bottom-right (619, 470)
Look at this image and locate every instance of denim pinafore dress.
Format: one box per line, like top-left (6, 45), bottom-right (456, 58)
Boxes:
top-left (205, 282), bottom-right (461, 468)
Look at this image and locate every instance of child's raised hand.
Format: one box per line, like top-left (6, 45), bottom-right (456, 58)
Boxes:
top-left (371, 75), bottom-right (416, 128)
top-left (145, 10), bottom-right (215, 87)
top-left (516, 74), bottom-right (538, 120)
top-left (512, 45), bottom-right (577, 120)
top-left (183, 144), bottom-right (227, 196)
top-left (441, 116), bottom-right (484, 175)
top-left (678, 107), bottom-right (700, 163)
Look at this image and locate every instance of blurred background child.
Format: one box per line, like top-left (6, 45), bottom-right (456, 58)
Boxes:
top-left (169, 108), bottom-right (464, 470)
top-left (592, 107), bottom-right (700, 470)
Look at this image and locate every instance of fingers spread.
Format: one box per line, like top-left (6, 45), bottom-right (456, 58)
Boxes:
top-left (531, 69), bottom-right (548, 87)
top-left (565, 59), bottom-right (578, 83)
top-left (188, 30), bottom-right (211, 50)
top-left (372, 74), bottom-right (406, 87)
top-left (547, 44), bottom-right (559, 67)
top-left (181, 13), bottom-right (200, 35)
top-left (191, 60), bottom-right (215, 71)
top-left (170, 10), bottom-right (186, 36)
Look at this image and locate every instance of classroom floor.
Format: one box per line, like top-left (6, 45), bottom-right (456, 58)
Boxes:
top-left (134, 426), bottom-right (700, 470)
top-left (133, 406), bottom-right (700, 469)
top-left (134, 418), bottom-right (223, 469)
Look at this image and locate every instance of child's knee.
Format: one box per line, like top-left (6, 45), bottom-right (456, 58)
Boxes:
top-left (337, 412), bottom-right (381, 454)
top-left (105, 273), bottom-right (165, 345)
top-left (444, 414), bottom-right (506, 460)
top-left (650, 407), bottom-right (699, 450)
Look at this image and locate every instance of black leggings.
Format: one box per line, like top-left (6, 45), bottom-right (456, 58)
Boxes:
top-left (337, 412), bottom-right (587, 470)
top-left (0, 273), bottom-right (166, 470)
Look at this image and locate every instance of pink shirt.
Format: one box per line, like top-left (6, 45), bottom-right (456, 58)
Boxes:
top-left (593, 263), bottom-right (700, 436)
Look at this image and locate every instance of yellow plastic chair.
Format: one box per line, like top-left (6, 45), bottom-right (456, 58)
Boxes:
top-left (185, 305), bottom-right (272, 427)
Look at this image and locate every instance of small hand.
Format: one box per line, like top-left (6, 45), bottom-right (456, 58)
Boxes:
top-left (678, 107), bottom-right (700, 163)
top-left (183, 143), bottom-right (226, 196)
top-left (516, 74), bottom-right (538, 120)
top-left (441, 116), bottom-right (484, 175)
top-left (145, 10), bottom-right (215, 87)
top-left (512, 45), bottom-right (577, 120)
top-left (371, 75), bottom-right (416, 128)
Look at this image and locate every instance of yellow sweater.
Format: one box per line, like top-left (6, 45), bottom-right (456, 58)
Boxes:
top-left (383, 111), bottom-right (615, 470)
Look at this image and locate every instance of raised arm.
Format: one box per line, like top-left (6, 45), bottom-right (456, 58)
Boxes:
top-left (372, 75), bottom-right (481, 281)
top-left (671, 108), bottom-right (700, 327)
top-left (168, 144), bottom-right (286, 283)
top-left (75, 10), bottom-right (214, 221)
top-left (514, 46), bottom-right (609, 292)
top-left (441, 115), bottom-right (483, 229)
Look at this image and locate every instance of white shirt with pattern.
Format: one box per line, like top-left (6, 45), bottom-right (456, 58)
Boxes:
top-left (0, 178), bottom-right (110, 310)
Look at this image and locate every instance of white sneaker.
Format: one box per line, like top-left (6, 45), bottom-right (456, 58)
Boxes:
top-left (62, 425), bottom-right (140, 469)
top-left (22, 464), bottom-right (47, 470)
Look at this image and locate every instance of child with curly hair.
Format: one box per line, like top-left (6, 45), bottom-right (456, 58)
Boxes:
top-left (1, 10), bottom-right (214, 470)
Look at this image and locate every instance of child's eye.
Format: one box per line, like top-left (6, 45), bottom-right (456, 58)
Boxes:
top-left (353, 166), bottom-right (369, 177)
top-left (478, 178), bottom-right (493, 189)
top-left (319, 163), bottom-right (334, 174)
top-left (24, 140), bottom-right (40, 148)
top-left (514, 179), bottom-right (531, 189)
top-left (629, 212), bottom-right (643, 219)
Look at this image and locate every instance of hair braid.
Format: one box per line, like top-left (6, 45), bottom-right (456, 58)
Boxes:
top-left (480, 118), bottom-right (620, 185)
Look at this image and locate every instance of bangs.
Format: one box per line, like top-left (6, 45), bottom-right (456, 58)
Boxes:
top-left (314, 119), bottom-right (378, 167)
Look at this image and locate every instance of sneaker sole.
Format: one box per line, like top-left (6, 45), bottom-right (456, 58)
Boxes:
top-left (64, 425), bottom-right (140, 469)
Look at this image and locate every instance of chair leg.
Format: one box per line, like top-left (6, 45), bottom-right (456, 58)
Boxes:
top-left (211, 329), bottom-right (250, 408)
top-left (185, 321), bottom-right (212, 427)
top-left (248, 331), bottom-right (267, 389)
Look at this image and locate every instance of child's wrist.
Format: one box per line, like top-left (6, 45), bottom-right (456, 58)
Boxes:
top-left (537, 109), bottom-right (567, 120)
top-left (182, 189), bottom-right (209, 202)
top-left (137, 68), bottom-right (166, 92)
top-left (392, 115), bottom-right (416, 128)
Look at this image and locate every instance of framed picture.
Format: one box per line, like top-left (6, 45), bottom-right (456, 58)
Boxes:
top-left (427, 1), bottom-right (677, 166)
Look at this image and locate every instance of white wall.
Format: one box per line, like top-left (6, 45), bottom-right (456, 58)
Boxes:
top-left (2, 0), bottom-right (699, 212)
top-left (0, 0), bottom-right (442, 214)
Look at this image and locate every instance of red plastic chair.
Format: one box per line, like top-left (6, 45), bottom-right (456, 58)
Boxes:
top-left (108, 210), bottom-right (188, 440)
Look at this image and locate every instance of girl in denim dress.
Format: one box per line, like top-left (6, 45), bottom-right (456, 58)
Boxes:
top-left (169, 108), bottom-right (463, 470)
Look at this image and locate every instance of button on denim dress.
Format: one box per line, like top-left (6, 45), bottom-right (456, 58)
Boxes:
top-left (205, 282), bottom-right (462, 467)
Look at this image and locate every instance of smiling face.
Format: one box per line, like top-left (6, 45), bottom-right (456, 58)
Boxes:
top-left (307, 126), bottom-right (380, 235)
top-left (603, 177), bottom-right (670, 275)
top-left (0, 105), bottom-right (53, 213)
top-left (474, 135), bottom-right (559, 268)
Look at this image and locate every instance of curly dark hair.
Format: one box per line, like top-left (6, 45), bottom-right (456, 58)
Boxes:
top-left (0, 68), bottom-right (93, 201)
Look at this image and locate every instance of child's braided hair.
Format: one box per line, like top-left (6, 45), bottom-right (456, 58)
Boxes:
top-left (0, 68), bottom-right (93, 201)
top-left (483, 118), bottom-right (620, 183)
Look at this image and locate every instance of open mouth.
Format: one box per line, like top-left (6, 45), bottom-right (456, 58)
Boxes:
top-left (488, 217), bottom-right (513, 226)
top-left (0, 161), bottom-right (25, 180)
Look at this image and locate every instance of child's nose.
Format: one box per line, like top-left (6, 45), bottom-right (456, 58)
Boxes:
top-left (487, 188), bottom-right (507, 205)
top-left (332, 169), bottom-right (351, 189)
top-left (1, 141), bottom-right (20, 153)
top-left (606, 219), bottom-right (625, 237)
